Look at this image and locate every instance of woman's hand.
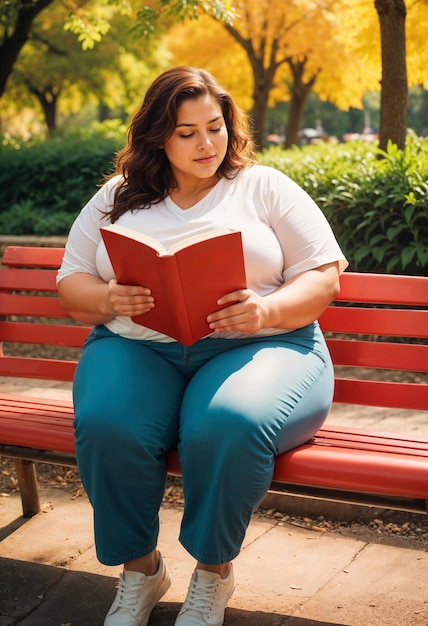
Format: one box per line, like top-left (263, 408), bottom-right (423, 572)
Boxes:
top-left (58, 273), bottom-right (154, 326)
top-left (107, 279), bottom-right (154, 318)
top-left (207, 262), bottom-right (341, 334)
top-left (207, 289), bottom-right (268, 334)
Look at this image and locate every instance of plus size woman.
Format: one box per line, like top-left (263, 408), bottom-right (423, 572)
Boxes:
top-left (57, 66), bottom-right (347, 626)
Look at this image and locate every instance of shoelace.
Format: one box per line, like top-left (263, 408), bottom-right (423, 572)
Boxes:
top-left (183, 577), bottom-right (217, 612)
top-left (114, 576), bottom-right (142, 610)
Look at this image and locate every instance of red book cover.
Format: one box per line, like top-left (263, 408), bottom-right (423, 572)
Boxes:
top-left (100, 224), bottom-right (247, 345)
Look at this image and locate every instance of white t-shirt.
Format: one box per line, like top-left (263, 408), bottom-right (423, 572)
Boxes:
top-left (57, 164), bottom-right (348, 341)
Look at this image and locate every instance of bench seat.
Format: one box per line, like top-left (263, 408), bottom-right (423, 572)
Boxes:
top-left (1, 394), bottom-right (427, 513)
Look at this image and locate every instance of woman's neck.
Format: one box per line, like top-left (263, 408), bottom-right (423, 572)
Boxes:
top-left (169, 176), bottom-right (221, 210)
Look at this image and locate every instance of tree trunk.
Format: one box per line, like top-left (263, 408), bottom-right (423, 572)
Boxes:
top-left (249, 71), bottom-right (272, 151)
top-left (41, 96), bottom-right (58, 136)
top-left (284, 58), bottom-right (318, 149)
top-left (0, 0), bottom-right (54, 98)
top-left (374, 0), bottom-right (407, 150)
top-left (29, 85), bottom-right (59, 136)
top-left (223, 23), bottom-right (278, 151)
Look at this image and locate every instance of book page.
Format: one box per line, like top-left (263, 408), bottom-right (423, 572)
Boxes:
top-left (102, 224), bottom-right (237, 257)
top-left (168, 229), bottom-right (236, 255)
top-left (101, 224), bottom-right (167, 255)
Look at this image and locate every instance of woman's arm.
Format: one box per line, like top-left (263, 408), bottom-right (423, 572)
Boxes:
top-left (207, 262), bottom-right (340, 334)
top-left (58, 273), bottom-right (154, 325)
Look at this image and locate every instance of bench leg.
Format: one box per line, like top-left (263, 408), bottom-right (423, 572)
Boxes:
top-left (14, 459), bottom-right (41, 518)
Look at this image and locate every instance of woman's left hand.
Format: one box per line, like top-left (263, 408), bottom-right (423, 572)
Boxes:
top-left (207, 289), bottom-right (267, 334)
top-left (207, 262), bottom-right (341, 334)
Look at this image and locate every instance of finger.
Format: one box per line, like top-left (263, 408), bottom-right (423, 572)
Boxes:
top-left (217, 289), bottom-right (250, 305)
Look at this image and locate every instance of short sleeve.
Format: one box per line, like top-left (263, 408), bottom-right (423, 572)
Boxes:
top-left (56, 176), bottom-right (120, 284)
top-left (265, 168), bottom-right (348, 280)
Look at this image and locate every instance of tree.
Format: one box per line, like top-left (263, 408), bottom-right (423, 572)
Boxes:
top-left (167, 0), bottom-right (377, 148)
top-left (168, 0), bottom-right (428, 149)
top-left (374, 0), bottom-right (428, 149)
top-left (283, 58), bottom-right (318, 149)
top-left (375, 0), bottom-right (407, 150)
top-left (0, 0), bottom-right (234, 99)
top-left (4, 3), bottom-right (170, 135)
top-left (0, 0), bottom-right (53, 97)
top-left (340, 0), bottom-right (428, 149)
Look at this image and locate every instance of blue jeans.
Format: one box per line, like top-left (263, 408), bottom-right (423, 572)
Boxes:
top-left (73, 323), bottom-right (334, 565)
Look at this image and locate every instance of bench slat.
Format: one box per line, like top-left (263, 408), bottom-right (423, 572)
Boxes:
top-left (0, 293), bottom-right (71, 317)
top-left (326, 338), bottom-right (428, 371)
top-left (1, 246), bottom-right (65, 268)
top-left (337, 272), bottom-right (428, 306)
top-left (0, 356), bottom-right (76, 381)
top-left (0, 267), bottom-right (59, 291)
top-left (273, 445), bottom-right (428, 500)
top-left (0, 394), bottom-right (73, 410)
top-left (0, 396), bottom-right (74, 452)
top-left (314, 425), bottom-right (428, 455)
top-left (333, 378), bottom-right (428, 410)
top-left (320, 307), bottom-right (428, 337)
top-left (0, 320), bottom-right (89, 347)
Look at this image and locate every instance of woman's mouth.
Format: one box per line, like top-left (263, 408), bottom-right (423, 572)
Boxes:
top-left (195, 155), bottom-right (216, 164)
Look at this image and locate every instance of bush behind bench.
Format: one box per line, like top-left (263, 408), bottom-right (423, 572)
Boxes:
top-left (1, 128), bottom-right (427, 275)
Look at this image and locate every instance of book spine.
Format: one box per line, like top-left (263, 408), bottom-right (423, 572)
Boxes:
top-left (159, 255), bottom-right (194, 345)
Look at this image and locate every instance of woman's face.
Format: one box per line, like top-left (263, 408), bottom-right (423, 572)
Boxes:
top-left (163, 94), bottom-right (228, 186)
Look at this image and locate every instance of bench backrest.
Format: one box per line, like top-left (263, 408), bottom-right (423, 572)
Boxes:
top-left (1, 245), bottom-right (427, 410)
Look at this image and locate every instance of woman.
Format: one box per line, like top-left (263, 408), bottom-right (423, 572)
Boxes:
top-left (57, 66), bottom-right (347, 626)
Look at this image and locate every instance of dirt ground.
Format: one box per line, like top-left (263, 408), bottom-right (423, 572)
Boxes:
top-left (1, 455), bottom-right (427, 555)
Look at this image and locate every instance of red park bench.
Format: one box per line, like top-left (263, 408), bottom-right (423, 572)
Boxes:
top-left (0, 245), bottom-right (427, 518)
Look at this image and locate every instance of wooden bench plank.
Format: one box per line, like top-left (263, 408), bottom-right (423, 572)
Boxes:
top-left (0, 293), bottom-right (71, 317)
top-left (326, 338), bottom-right (428, 371)
top-left (1, 246), bottom-right (65, 268)
top-left (0, 267), bottom-right (59, 291)
top-left (0, 357), bottom-right (77, 380)
top-left (0, 320), bottom-right (89, 346)
top-left (336, 272), bottom-right (428, 306)
top-left (333, 378), bottom-right (428, 409)
top-left (320, 307), bottom-right (428, 337)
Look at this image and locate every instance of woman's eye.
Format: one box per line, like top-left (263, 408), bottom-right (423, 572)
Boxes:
top-left (179, 127), bottom-right (222, 138)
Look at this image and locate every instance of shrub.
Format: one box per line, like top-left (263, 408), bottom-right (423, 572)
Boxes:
top-left (1, 129), bottom-right (427, 275)
top-left (0, 124), bottom-right (124, 234)
top-left (259, 138), bottom-right (428, 275)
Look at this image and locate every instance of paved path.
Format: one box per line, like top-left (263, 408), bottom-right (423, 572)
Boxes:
top-left (1, 486), bottom-right (428, 626)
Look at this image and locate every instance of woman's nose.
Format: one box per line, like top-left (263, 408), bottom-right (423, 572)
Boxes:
top-left (198, 133), bottom-right (212, 148)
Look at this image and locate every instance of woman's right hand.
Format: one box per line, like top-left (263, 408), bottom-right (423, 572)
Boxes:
top-left (58, 272), bottom-right (153, 325)
top-left (107, 279), bottom-right (154, 318)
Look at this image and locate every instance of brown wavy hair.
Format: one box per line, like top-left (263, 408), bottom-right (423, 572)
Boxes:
top-left (106, 66), bottom-right (256, 222)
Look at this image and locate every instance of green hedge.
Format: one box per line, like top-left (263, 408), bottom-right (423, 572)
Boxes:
top-left (0, 126), bottom-right (123, 236)
top-left (1, 129), bottom-right (427, 275)
top-left (260, 138), bottom-right (428, 275)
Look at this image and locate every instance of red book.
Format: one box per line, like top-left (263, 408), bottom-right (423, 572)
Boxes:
top-left (100, 224), bottom-right (247, 345)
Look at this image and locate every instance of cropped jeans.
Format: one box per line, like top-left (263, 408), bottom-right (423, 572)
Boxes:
top-left (73, 322), bottom-right (334, 566)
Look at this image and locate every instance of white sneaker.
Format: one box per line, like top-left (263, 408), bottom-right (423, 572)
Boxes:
top-left (104, 553), bottom-right (171, 626)
top-left (174, 565), bottom-right (235, 626)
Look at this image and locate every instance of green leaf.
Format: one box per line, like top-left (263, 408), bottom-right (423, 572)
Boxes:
top-left (354, 245), bottom-right (371, 262)
top-left (401, 246), bottom-right (417, 268)
top-left (386, 225), bottom-right (405, 240)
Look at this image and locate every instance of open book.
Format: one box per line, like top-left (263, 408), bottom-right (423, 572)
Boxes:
top-left (100, 224), bottom-right (247, 345)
